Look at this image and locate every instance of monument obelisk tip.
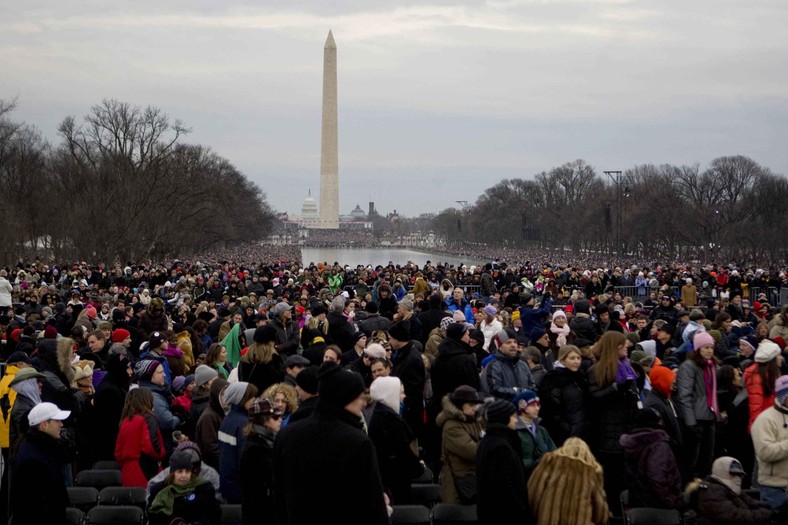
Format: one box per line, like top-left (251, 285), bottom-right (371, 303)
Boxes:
top-left (325, 30), bottom-right (335, 49)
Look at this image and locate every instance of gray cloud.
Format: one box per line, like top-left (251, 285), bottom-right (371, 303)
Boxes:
top-left (2, 1), bottom-right (786, 216)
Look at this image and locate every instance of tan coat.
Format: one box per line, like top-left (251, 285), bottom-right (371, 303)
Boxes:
top-left (435, 395), bottom-right (484, 504)
top-left (681, 284), bottom-right (698, 307)
top-left (528, 445), bottom-right (609, 525)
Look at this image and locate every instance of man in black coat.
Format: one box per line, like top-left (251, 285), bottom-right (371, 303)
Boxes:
top-left (274, 363), bottom-right (389, 525)
top-left (388, 320), bottom-right (426, 444)
top-left (10, 402), bottom-right (70, 525)
top-left (417, 294), bottom-right (450, 345)
top-left (476, 399), bottom-right (532, 525)
top-left (327, 297), bottom-right (355, 353)
top-left (357, 301), bottom-right (391, 337)
top-left (430, 323), bottom-right (480, 412)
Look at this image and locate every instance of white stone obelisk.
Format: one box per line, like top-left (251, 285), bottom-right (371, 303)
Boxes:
top-left (319, 30), bottom-right (339, 229)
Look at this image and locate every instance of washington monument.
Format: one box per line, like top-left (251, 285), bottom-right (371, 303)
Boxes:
top-left (319, 30), bottom-right (339, 229)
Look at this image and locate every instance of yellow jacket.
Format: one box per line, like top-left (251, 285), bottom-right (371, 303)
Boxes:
top-left (0, 364), bottom-right (20, 448)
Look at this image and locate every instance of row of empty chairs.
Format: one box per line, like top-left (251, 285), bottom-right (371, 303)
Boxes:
top-left (391, 503), bottom-right (478, 525)
top-left (66, 502), bottom-right (241, 525)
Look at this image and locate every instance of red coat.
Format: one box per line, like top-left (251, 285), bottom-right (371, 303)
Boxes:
top-left (115, 413), bottom-right (166, 487)
top-left (744, 364), bottom-right (775, 431)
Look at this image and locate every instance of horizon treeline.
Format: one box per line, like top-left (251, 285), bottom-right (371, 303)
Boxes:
top-left (429, 157), bottom-right (788, 265)
top-left (0, 98), bottom-right (275, 264)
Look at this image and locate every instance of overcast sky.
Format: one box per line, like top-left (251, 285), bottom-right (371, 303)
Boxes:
top-left (3, 1), bottom-right (786, 217)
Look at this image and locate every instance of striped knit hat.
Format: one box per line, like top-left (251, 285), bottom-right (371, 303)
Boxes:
top-left (776, 375), bottom-right (788, 405)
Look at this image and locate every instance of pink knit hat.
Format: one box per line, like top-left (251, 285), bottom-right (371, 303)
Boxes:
top-left (693, 331), bottom-right (715, 350)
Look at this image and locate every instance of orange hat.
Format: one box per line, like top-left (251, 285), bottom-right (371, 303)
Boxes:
top-left (649, 365), bottom-right (676, 399)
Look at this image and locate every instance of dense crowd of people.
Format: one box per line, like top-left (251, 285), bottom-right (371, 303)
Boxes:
top-left (1, 253), bottom-right (788, 524)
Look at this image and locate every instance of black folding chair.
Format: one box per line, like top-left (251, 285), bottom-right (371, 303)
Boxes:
top-left (66, 506), bottom-right (85, 525)
top-left (410, 483), bottom-right (442, 508)
top-left (98, 486), bottom-right (147, 509)
top-left (91, 460), bottom-right (121, 471)
top-left (75, 469), bottom-right (122, 490)
top-left (390, 504), bottom-right (431, 525)
top-left (86, 505), bottom-right (145, 525)
top-left (67, 486), bottom-right (100, 513)
top-left (431, 502), bottom-right (479, 525)
top-left (626, 507), bottom-right (682, 525)
top-left (220, 503), bottom-right (242, 525)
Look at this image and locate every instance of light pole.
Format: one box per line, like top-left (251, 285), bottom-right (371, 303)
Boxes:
top-left (604, 170), bottom-right (623, 255)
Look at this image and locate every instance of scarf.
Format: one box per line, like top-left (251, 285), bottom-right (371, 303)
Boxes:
top-left (615, 358), bottom-right (639, 384)
top-left (149, 477), bottom-right (208, 516)
top-left (703, 360), bottom-right (718, 415)
top-left (550, 322), bottom-right (570, 347)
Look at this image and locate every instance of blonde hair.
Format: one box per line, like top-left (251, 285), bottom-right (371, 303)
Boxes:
top-left (557, 345), bottom-right (581, 363)
top-left (242, 341), bottom-right (275, 364)
top-left (262, 383), bottom-right (298, 414)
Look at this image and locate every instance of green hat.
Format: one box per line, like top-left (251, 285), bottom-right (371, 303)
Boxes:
top-left (9, 367), bottom-right (45, 387)
top-left (630, 350), bottom-right (646, 365)
top-left (708, 329), bottom-right (722, 343)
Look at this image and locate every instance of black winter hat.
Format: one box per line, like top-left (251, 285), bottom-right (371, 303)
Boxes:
top-left (574, 300), bottom-right (590, 314)
top-left (169, 450), bottom-right (194, 472)
top-left (317, 362), bottom-right (365, 408)
top-left (388, 320), bottom-right (411, 342)
top-left (253, 325), bottom-right (277, 344)
top-left (364, 301), bottom-right (379, 314)
top-left (295, 365), bottom-right (320, 395)
top-left (446, 322), bottom-right (468, 341)
top-left (484, 399), bottom-right (515, 426)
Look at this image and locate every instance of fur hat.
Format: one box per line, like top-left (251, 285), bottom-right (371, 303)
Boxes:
top-left (318, 362), bottom-right (365, 409)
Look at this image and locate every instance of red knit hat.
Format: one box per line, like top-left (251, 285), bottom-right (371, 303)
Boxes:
top-left (111, 328), bottom-right (131, 343)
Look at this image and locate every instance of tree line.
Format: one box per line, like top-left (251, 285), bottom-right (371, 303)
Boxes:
top-left (429, 157), bottom-right (788, 264)
top-left (0, 99), bottom-right (275, 264)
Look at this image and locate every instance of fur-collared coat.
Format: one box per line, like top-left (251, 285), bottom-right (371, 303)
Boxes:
top-left (527, 449), bottom-right (609, 525)
top-left (436, 395), bottom-right (484, 504)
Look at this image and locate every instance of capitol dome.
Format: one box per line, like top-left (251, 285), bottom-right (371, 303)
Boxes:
top-left (301, 190), bottom-right (318, 218)
top-left (350, 204), bottom-right (366, 219)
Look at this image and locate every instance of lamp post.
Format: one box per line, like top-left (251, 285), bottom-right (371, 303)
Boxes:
top-left (604, 170), bottom-right (624, 255)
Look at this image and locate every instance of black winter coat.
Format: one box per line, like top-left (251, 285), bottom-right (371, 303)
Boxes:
top-left (645, 389), bottom-right (684, 453)
top-left (237, 355), bottom-right (285, 395)
top-left (10, 428), bottom-right (69, 525)
top-left (693, 477), bottom-right (773, 525)
top-left (92, 355), bottom-right (131, 461)
top-left (368, 402), bottom-right (424, 505)
top-left (240, 429), bottom-right (276, 525)
top-left (327, 312), bottom-right (355, 353)
top-left (570, 315), bottom-right (598, 342)
top-left (391, 342), bottom-right (426, 441)
top-left (587, 365), bottom-right (639, 455)
top-left (430, 338), bottom-right (480, 412)
top-left (476, 423), bottom-right (532, 525)
top-left (273, 401), bottom-right (390, 525)
top-left (538, 366), bottom-right (588, 447)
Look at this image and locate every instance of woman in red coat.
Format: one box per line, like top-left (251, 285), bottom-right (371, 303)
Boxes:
top-left (743, 340), bottom-right (781, 431)
top-left (115, 388), bottom-right (167, 486)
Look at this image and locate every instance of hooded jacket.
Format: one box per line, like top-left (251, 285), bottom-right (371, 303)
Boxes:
top-left (195, 378), bottom-right (228, 470)
top-left (620, 428), bottom-right (684, 509)
top-left (436, 394), bottom-right (484, 504)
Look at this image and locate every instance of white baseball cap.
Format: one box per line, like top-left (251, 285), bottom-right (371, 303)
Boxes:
top-left (28, 402), bottom-right (71, 427)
